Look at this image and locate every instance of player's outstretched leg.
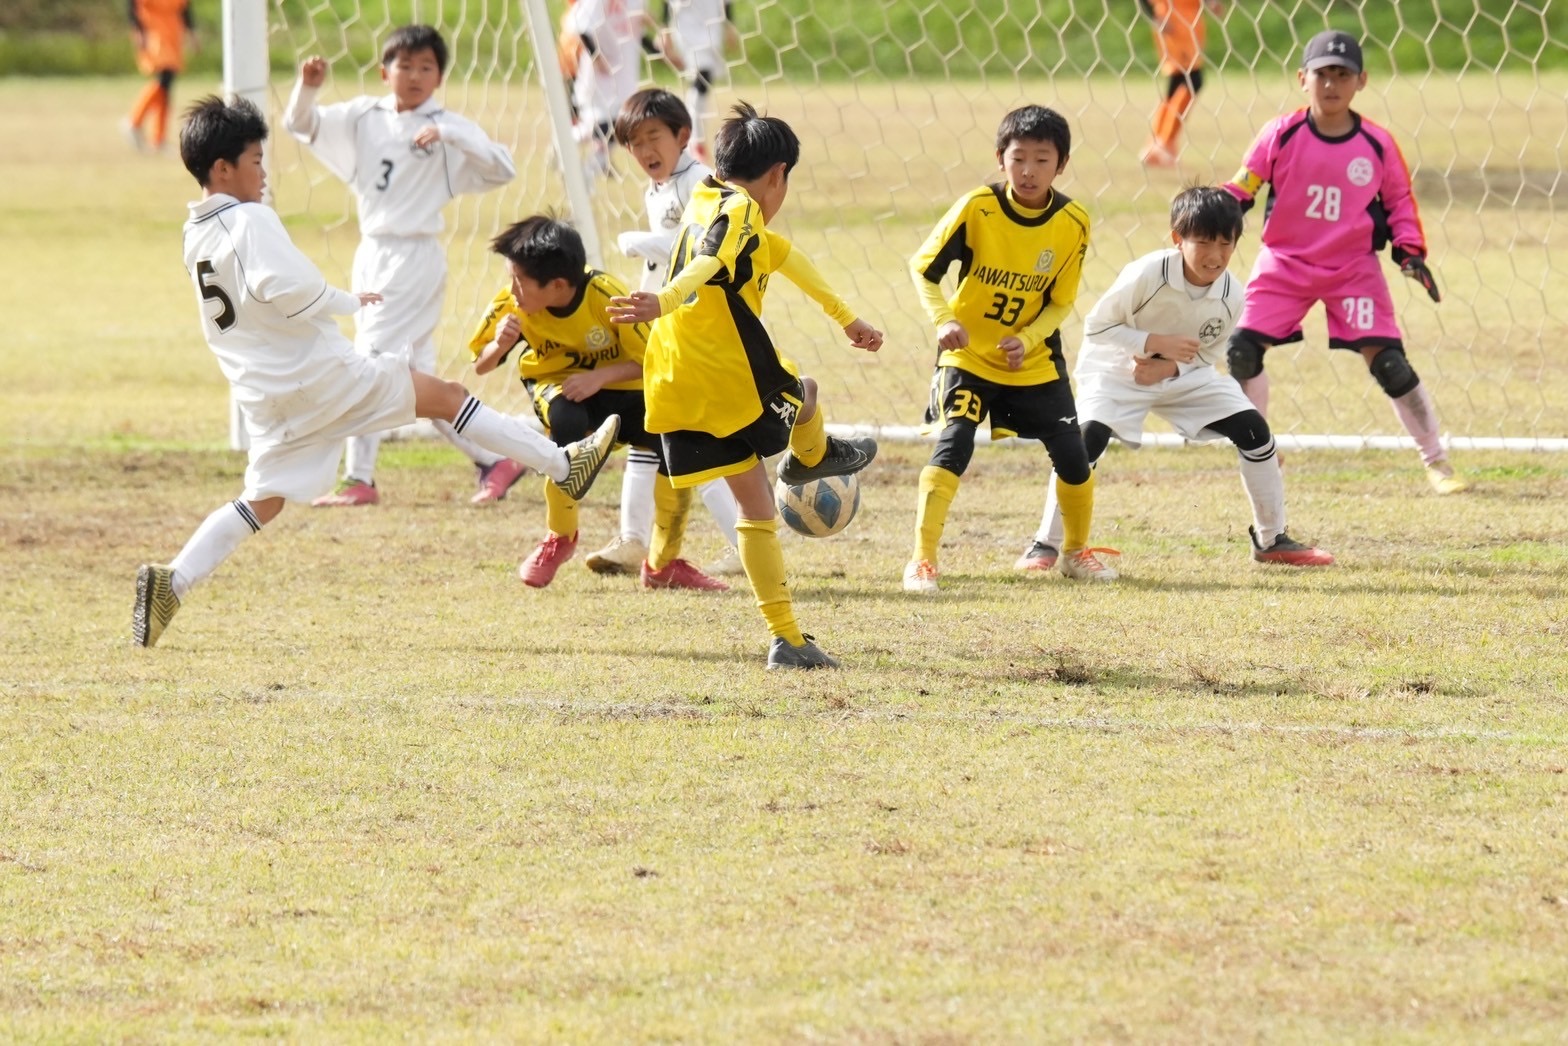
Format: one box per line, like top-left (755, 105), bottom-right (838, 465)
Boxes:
top-left (776, 388), bottom-right (877, 484)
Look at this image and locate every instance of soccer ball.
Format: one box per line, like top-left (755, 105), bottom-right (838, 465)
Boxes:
top-left (775, 473), bottom-right (861, 538)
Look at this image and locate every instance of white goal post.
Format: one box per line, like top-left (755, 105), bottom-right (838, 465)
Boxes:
top-left (227, 0), bottom-right (1568, 453)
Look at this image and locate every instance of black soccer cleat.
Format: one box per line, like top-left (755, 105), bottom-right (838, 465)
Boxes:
top-left (777, 435), bottom-right (878, 486)
top-left (766, 634), bottom-right (841, 670)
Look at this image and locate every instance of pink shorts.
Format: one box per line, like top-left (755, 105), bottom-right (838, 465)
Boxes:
top-left (1238, 247), bottom-right (1404, 349)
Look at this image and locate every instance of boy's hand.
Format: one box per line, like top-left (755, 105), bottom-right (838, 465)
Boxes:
top-left (1133, 356), bottom-right (1178, 386)
top-left (998, 336), bottom-right (1026, 371)
top-left (356, 292), bottom-right (383, 307)
top-left (936, 320), bottom-right (969, 351)
top-left (560, 371), bottom-right (608, 402)
top-left (300, 56), bottom-right (328, 87)
top-left (1145, 333), bottom-right (1200, 362)
top-left (608, 292), bottom-right (663, 324)
top-left (413, 125), bottom-right (443, 149)
top-left (495, 314), bottom-right (521, 351)
top-left (845, 319), bottom-right (883, 353)
top-left (1399, 254), bottom-right (1442, 303)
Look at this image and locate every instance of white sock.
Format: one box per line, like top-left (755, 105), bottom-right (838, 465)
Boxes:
top-left (1238, 438), bottom-right (1286, 547)
top-left (169, 500), bottom-right (262, 600)
top-left (432, 418), bottom-right (502, 468)
top-left (1390, 381), bottom-right (1446, 467)
top-left (344, 433), bottom-right (381, 485)
top-left (451, 397), bottom-right (569, 482)
top-left (623, 448), bottom-right (659, 542)
top-left (698, 477), bottom-right (740, 548)
top-left (1033, 469), bottom-right (1066, 549)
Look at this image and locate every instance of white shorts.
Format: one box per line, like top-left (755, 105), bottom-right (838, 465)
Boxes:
top-left (352, 234), bottom-right (446, 372)
top-left (242, 354), bottom-right (417, 502)
top-left (1075, 366), bottom-right (1256, 447)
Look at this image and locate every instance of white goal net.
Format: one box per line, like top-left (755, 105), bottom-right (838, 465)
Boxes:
top-left (255, 0), bottom-right (1568, 450)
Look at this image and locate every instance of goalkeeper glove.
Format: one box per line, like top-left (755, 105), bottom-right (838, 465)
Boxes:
top-left (1392, 246), bottom-right (1441, 303)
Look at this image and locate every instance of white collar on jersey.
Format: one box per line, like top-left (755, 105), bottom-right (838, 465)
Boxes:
top-left (375, 94), bottom-right (443, 117)
top-left (1165, 247), bottom-right (1229, 298)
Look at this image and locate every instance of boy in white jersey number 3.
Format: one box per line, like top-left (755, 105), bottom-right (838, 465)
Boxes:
top-left (284, 24), bottom-right (528, 507)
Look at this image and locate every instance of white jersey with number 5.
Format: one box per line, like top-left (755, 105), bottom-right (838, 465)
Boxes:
top-left (183, 194), bottom-right (370, 444)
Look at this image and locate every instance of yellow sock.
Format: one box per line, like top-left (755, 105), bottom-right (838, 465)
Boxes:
top-left (647, 472), bottom-right (691, 571)
top-left (1056, 471), bottom-right (1096, 552)
top-left (788, 405), bottom-right (827, 468)
top-left (913, 465), bottom-right (960, 564)
top-left (735, 516), bottom-right (803, 644)
top-left (543, 477), bottom-right (579, 538)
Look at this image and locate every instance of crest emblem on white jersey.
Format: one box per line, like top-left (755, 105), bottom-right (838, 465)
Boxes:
top-left (1035, 249), bottom-right (1055, 273)
top-left (1199, 318), bottom-right (1225, 343)
top-left (410, 140), bottom-right (436, 158)
top-left (1346, 157), bottom-right (1374, 186)
top-left (586, 326), bottom-right (611, 349)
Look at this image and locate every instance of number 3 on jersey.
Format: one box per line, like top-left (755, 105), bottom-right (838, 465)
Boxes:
top-left (983, 292), bottom-right (1025, 326)
top-left (196, 259), bottom-right (237, 332)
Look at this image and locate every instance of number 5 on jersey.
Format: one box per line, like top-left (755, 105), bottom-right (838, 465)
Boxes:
top-left (196, 259), bottom-right (237, 332)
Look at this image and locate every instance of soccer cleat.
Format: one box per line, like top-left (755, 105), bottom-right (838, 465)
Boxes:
top-left (518, 531), bottom-right (578, 588)
top-left (1426, 462), bottom-right (1471, 495)
top-left (902, 558), bottom-right (939, 594)
top-left (584, 535), bottom-right (649, 575)
top-left (132, 564), bottom-right (180, 648)
top-left (558, 415), bottom-right (620, 500)
top-left (766, 634), bottom-right (840, 670)
top-left (1014, 540), bottom-right (1059, 572)
top-left (312, 479), bottom-right (378, 507)
top-left (1058, 547), bottom-right (1119, 582)
top-left (471, 458), bottom-right (528, 504)
top-left (640, 558), bottom-right (730, 591)
top-left (705, 545), bottom-right (745, 577)
top-left (1140, 142), bottom-right (1177, 168)
top-left (1250, 527), bottom-right (1336, 566)
top-left (777, 435), bottom-right (879, 485)
top-left (120, 118), bottom-right (146, 152)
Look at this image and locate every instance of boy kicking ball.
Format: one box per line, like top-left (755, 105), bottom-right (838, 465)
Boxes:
top-left (1019, 185), bottom-right (1334, 570)
top-left (133, 97), bottom-right (618, 648)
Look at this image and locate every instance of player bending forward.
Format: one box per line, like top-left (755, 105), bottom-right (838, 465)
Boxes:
top-left (1019, 186), bottom-right (1334, 570)
top-left (132, 97), bottom-right (618, 648)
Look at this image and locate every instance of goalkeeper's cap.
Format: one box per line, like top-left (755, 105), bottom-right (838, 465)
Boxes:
top-left (1302, 30), bottom-right (1363, 74)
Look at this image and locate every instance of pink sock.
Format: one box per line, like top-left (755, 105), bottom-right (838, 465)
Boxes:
top-left (1390, 382), bottom-right (1445, 466)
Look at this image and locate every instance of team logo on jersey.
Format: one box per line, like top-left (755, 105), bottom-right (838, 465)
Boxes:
top-left (586, 326), bottom-right (611, 349)
top-left (1199, 318), bottom-right (1226, 343)
top-left (1346, 157), bottom-right (1374, 186)
top-left (1035, 249), bottom-right (1056, 273)
top-left (410, 139), bottom-right (436, 158)
top-left (661, 200), bottom-right (683, 228)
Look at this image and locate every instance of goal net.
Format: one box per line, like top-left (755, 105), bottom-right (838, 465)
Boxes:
top-left (256, 0), bottom-right (1568, 451)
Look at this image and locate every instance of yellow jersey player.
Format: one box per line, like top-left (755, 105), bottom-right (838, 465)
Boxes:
top-left (608, 102), bottom-right (884, 671)
top-left (470, 216), bottom-right (727, 592)
top-left (905, 104), bottom-right (1114, 593)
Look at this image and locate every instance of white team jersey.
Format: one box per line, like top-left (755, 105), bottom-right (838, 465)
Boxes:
top-left (619, 155), bottom-right (711, 291)
top-left (666, 0), bottom-right (727, 69)
top-left (1074, 247), bottom-right (1242, 381)
top-left (568, 0), bottom-right (648, 129)
top-left (183, 194), bottom-right (371, 444)
top-left (283, 88), bottom-right (515, 237)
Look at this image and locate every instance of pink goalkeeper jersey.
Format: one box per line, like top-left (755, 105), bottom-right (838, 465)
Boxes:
top-left (1224, 109), bottom-right (1426, 268)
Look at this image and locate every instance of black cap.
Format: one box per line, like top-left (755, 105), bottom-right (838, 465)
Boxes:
top-left (1302, 30), bottom-right (1363, 74)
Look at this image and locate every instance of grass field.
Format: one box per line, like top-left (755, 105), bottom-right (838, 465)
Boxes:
top-left (5, 77), bottom-right (1568, 1039)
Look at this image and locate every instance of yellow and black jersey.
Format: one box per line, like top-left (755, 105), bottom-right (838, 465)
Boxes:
top-left (911, 183), bottom-right (1091, 386)
top-left (643, 177), bottom-right (798, 437)
top-left (467, 268), bottom-right (648, 392)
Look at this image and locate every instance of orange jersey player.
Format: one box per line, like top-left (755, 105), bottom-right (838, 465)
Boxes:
top-left (123, 0), bottom-right (195, 152)
top-left (1137, 0), bottom-right (1223, 167)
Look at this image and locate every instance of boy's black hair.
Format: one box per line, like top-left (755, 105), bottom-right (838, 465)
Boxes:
top-left (180, 95), bottom-right (268, 186)
top-left (713, 102), bottom-right (800, 182)
top-left (613, 88), bottom-right (692, 147)
top-left (382, 24), bottom-right (448, 75)
top-left (994, 104), bottom-right (1071, 160)
top-left (1170, 185), bottom-right (1244, 242)
top-left (489, 216), bottom-right (588, 288)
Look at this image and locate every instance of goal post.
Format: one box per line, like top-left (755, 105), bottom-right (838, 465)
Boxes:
top-left (232, 0), bottom-right (1568, 453)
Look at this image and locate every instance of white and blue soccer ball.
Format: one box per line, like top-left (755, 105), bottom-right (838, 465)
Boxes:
top-left (775, 473), bottom-right (862, 538)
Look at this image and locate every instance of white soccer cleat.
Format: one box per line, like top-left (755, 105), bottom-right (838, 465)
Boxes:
top-left (1058, 547), bottom-right (1119, 582)
top-left (903, 559), bottom-right (939, 594)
